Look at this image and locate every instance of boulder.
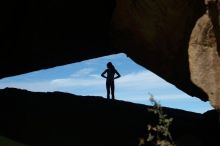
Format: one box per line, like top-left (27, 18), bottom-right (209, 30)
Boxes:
top-left (189, 0), bottom-right (220, 109)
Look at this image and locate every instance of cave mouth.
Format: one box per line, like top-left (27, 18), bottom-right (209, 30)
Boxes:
top-left (0, 53), bottom-right (213, 113)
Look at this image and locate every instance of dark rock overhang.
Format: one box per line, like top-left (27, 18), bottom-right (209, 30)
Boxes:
top-left (0, 0), bottom-right (208, 101)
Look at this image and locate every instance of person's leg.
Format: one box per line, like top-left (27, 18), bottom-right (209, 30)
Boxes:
top-left (106, 82), bottom-right (110, 99)
top-left (111, 82), bottom-right (115, 100)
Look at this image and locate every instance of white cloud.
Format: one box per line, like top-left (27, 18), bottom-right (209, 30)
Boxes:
top-left (1, 68), bottom-right (212, 113)
top-left (50, 67), bottom-right (104, 87)
top-left (50, 78), bottom-right (104, 87)
top-left (0, 69), bottom-right (185, 102)
top-left (70, 68), bottom-right (95, 77)
top-left (0, 70), bottom-right (174, 94)
top-left (116, 71), bottom-right (170, 89)
top-left (89, 74), bottom-right (101, 79)
top-left (154, 94), bottom-right (189, 101)
top-left (120, 93), bottom-right (188, 101)
top-left (50, 70), bottom-right (169, 90)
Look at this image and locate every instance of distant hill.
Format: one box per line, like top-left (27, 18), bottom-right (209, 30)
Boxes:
top-left (0, 88), bottom-right (219, 146)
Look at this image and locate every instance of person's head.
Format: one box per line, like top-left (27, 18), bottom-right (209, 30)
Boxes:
top-left (107, 62), bottom-right (115, 69)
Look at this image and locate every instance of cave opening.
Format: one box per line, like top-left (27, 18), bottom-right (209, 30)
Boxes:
top-left (0, 53), bottom-right (213, 113)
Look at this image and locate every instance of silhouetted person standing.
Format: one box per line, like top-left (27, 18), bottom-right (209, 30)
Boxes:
top-left (101, 62), bottom-right (121, 100)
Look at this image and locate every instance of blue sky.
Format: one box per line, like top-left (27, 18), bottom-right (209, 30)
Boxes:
top-left (0, 53), bottom-right (213, 113)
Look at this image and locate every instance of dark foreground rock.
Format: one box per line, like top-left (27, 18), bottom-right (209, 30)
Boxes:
top-left (0, 88), bottom-right (219, 146)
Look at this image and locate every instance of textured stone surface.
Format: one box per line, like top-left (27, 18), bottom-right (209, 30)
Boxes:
top-left (111, 0), bottom-right (208, 100)
top-left (206, 0), bottom-right (220, 55)
top-left (189, 1), bottom-right (220, 109)
top-left (0, 0), bottom-right (208, 101)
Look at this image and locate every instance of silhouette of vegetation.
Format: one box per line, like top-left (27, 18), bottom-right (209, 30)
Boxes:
top-left (139, 96), bottom-right (176, 146)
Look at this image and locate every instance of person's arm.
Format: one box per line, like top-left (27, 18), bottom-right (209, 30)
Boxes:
top-left (114, 69), bottom-right (121, 79)
top-left (101, 70), bottom-right (107, 78)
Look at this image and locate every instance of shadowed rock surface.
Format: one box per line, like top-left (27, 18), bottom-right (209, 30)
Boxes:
top-left (0, 88), bottom-right (219, 146)
top-left (0, 0), bottom-right (209, 102)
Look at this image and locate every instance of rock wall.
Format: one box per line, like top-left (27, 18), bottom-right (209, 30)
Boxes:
top-left (111, 0), bottom-right (208, 100)
top-left (189, 0), bottom-right (220, 109)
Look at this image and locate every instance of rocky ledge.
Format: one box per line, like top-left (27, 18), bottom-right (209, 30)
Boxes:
top-left (0, 88), bottom-right (219, 146)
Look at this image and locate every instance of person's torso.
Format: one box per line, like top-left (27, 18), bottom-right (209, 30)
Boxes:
top-left (106, 69), bottom-right (115, 82)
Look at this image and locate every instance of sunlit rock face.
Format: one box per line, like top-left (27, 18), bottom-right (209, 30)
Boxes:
top-left (189, 1), bottom-right (220, 109)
